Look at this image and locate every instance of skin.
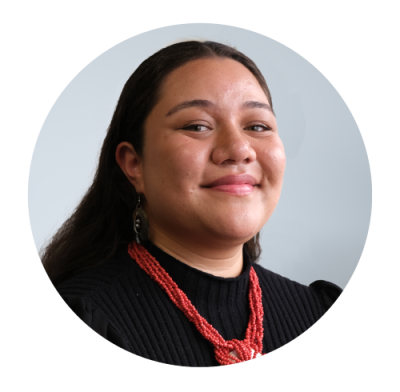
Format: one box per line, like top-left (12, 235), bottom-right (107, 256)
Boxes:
top-left (116, 58), bottom-right (286, 278)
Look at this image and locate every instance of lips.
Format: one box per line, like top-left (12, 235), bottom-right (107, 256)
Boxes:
top-left (204, 174), bottom-right (258, 187)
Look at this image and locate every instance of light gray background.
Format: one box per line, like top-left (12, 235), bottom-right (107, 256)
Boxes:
top-left (28, 23), bottom-right (371, 289)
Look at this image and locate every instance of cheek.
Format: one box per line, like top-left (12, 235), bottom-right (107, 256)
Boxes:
top-left (159, 143), bottom-right (208, 189)
top-left (258, 140), bottom-right (286, 184)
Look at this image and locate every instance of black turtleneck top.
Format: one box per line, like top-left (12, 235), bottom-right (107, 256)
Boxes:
top-left (56, 241), bottom-right (342, 366)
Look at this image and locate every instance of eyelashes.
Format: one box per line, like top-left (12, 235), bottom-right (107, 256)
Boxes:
top-left (181, 123), bottom-right (272, 132)
top-left (244, 124), bottom-right (272, 132)
top-left (182, 124), bottom-right (210, 132)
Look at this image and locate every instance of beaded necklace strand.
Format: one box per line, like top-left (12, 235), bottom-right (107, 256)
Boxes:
top-left (128, 241), bottom-right (265, 365)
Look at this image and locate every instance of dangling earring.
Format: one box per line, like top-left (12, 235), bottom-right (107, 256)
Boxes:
top-left (133, 194), bottom-right (149, 244)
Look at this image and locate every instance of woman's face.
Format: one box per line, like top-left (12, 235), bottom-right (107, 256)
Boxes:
top-left (139, 58), bottom-right (286, 249)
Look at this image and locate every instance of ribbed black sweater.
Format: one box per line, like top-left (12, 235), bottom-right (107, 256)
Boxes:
top-left (56, 241), bottom-right (341, 366)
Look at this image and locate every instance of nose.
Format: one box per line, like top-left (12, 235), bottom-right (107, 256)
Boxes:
top-left (211, 123), bottom-right (256, 165)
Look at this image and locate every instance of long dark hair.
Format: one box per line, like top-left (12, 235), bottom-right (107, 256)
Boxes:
top-left (41, 40), bottom-right (274, 285)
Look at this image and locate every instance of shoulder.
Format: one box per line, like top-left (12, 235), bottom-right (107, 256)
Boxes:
top-left (54, 252), bottom-right (137, 351)
top-left (252, 263), bottom-right (342, 312)
top-left (56, 251), bottom-right (135, 299)
top-left (54, 252), bottom-right (135, 324)
top-left (308, 280), bottom-right (342, 311)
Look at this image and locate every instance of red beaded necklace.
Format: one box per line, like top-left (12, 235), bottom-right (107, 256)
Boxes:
top-left (128, 241), bottom-right (265, 365)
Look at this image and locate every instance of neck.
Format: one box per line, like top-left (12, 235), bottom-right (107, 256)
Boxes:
top-left (148, 227), bottom-right (244, 278)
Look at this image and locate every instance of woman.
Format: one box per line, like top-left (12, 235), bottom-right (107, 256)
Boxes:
top-left (42, 40), bottom-right (342, 366)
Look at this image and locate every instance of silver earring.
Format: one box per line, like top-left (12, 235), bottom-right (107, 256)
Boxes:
top-left (133, 194), bottom-right (149, 243)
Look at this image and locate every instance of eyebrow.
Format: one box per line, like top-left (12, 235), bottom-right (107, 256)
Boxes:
top-left (165, 99), bottom-right (272, 116)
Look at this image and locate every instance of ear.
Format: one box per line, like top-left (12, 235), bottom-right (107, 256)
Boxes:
top-left (115, 142), bottom-right (145, 194)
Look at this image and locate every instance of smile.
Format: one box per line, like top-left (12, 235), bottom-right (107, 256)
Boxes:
top-left (207, 184), bottom-right (255, 195)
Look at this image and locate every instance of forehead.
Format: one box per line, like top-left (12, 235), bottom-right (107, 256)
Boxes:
top-left (159, 58), bottom-right (268, 103)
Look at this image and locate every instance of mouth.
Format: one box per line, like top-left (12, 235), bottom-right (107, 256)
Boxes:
top-left (203, 184), bottom-right (259, 196)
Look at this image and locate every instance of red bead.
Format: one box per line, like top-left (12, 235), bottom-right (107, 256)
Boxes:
top-left (128, 241), bottom-right (264, 365)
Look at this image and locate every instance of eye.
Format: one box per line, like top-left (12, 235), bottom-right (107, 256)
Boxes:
top-left (182, 124), bottom-right (210, 132)
top-left (245, 124), bottom-right (272, 132)
top-left (182, 124), bottom-right (272, 133)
